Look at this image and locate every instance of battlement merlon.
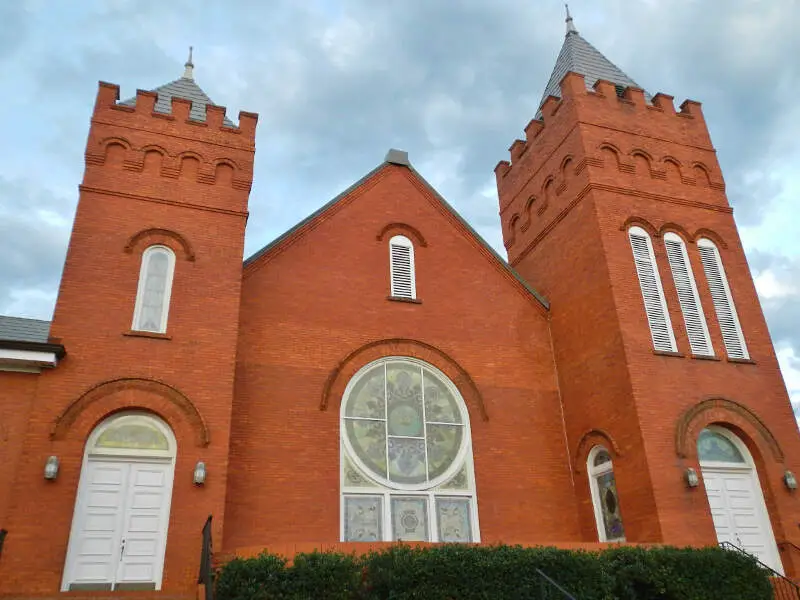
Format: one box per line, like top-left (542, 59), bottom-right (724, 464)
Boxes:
top-left (92, 81), bottom-right (258, 147)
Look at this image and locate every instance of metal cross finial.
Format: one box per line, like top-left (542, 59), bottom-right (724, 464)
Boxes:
top-left (183, 46), bottom-right (194, 79)
top-left (565, 3), bottom-right (578, 34)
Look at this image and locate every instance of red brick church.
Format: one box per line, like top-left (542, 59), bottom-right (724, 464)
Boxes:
top-left (1, 13), bottom-right (798, 594)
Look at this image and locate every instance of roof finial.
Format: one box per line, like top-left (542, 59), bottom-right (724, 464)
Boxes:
top-left (183, 46), bottom-right (194, 79)
top-left (565, 4), bottom-right (578, 34)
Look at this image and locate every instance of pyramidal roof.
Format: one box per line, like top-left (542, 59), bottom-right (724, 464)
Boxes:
top-left (536, 8), bottom-right (648, 117)
top-left (120, 48), bottom-right (234, 126)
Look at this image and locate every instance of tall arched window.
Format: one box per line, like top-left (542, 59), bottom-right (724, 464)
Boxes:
top-left (341, 357), bottom-right (479, 543)
top-left (663, 232), bottom-right (713, 356)
top-left (389, 235), bottom-right (416, 299)
top-left (132, 245), bottom-right (176, 333)
top-left (628, 226), bottom-right (677, 352)
top-left (696, 239), bottom-right (749, 359)
top-left (588, 446), bottom-right (625, 542)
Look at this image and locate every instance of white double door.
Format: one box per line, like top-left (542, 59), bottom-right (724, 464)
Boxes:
top-left (62, 458), bottom-right (174, 591)
top-left (702, 467), bottom-right (783, 574)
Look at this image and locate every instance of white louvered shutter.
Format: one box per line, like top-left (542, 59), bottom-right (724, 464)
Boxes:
top-left (389, 235), bottom-right (416, 299)
top-left (628, 227), bottom-right (677, 352)
top-left (663, 233), bottom-right (714, 356)
top-left (697, 239), bottom-right (749, 359)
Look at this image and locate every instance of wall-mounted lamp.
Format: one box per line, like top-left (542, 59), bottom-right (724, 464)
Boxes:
top-left (193, 461), bottom-right (206, 486)
top-left (684, 467), bottom-right (699, 488)
top-left (44, 456), bottom-right (60, 481)
top-left (784, 470), bottom-right (797, 491)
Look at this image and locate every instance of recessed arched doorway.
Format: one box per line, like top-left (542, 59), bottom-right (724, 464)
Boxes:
top-left (61, 412), bottom-right (176, 591)
top-left (698, 426), bottom-right (783, 574)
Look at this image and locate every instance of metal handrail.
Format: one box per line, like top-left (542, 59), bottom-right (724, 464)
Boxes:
top-left (719, 541), bottom-right (800, 600)
top-left (198, 516), bottom-right (214, 600)
top-left (534, 568), bottom-right (579, 599)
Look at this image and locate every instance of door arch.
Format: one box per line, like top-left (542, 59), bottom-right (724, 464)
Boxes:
top-left (61, 412), bottom-right (177, 591)
top-left (698, 425), bottom-right (782, 573)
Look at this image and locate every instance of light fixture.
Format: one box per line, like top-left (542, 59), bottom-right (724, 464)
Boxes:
top-left (44, 456), bottom-right (60, 481)
top-left (193, 461), bottom-right (206, 486)
top-left (684, 467), bottom-right (699, 488)
top-left (784, 470), bottom-right (797, 491)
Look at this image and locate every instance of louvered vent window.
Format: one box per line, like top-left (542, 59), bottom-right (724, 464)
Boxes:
top-left (628, 227), bottom-right (677, 352)
top-left (663, 233), bottom-right (714, 356)
top-left (697, 239), bottom-right (749, 359)
top-left (389, 235), bottom-right (416, 299)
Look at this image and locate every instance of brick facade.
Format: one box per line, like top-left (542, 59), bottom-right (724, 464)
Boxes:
top-left (0, 53), bottom-right (798, 596)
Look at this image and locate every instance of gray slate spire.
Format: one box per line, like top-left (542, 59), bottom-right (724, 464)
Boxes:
top-left (119, 48), bottom-right (234, 126)
top-left (536, 9), bottom-right (647, 117)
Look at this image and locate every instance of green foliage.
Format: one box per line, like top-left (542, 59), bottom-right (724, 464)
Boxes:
top-left (215, 544), bottom-right (775, 600)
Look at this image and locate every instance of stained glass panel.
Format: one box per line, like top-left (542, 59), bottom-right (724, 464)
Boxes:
top-left (391, 497), bottom-right (429, 541)
top-left (95, 419), bottom-right (169, 451)
top-left (343, 457), bottom-right (375, 488)
top-left (386, 363), bottom-right (422, 437)
top-left (596, 472), bottom-right (625, 540)
top-left (593, 449), bottom-right (612, 467)
top-left (388, 437), bottom-right (426, 484)
top-left (344, 496), bottom-right (382, 542)
top-left (137, 250), bottom-right (169, 332)
top-left (345, 420), bottom-right (387, 476)
top-left (426, 424), bottom-right (462, 480)
top-left (436, 497), bottom-right (472, 542)
top-left (438, 465), bottom-right (469, 490)
top-left (423, 373), bottom-right (461, 424)
top-left (697, 429), bottom-right (745, 463)
top-left (345, 365), bottom-right (385, 419)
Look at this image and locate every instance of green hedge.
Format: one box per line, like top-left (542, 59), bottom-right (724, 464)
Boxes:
top-left (215, 544), bottom-right (774, 600)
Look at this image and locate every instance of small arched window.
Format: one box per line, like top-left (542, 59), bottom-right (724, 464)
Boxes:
top-left (389, 235), bottom-right (416, 299)
top-left (132, 245), bottom-right (176, 333)
top-left (588, 446), bottom-right (625, 542)
top-left (696, 239), bottom-right (749, 359)
top-left (628, 226), bottom-right (677, 352)
top-left (663, 232), bottom-right (713, 356)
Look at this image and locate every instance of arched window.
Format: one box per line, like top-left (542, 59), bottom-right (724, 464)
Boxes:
top-left (696, 239), bottom-right (749, 359)
top-left (389, 235), bottom-right (416, 299)
top-left (663, 232), bottom-right (713, 356)
top-left (341, 357), bottom-right (478, 543)
top-left (588, 446), bottom-right (625, 542)
top-left (132, 245), bottom-right (176, 333)
top-left (628, 226), bottom-right (677, 352)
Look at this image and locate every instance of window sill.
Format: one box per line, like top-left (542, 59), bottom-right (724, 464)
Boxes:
top-left (123, 330), bottom-right (172, 340)
top-left (652, 350), bottom-right (685, 358)
top-left (691, 354), bottom-right (721, 361)
top-left (387, 296), bottom-right (422, 304)
top-left (726, 357), bottom-right (756, 365)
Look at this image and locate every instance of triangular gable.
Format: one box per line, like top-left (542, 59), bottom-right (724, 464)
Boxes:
top-left (243, 151), bottom-right (549, 311)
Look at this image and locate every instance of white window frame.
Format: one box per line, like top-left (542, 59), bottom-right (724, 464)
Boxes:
top-left (587, 446), bottom-right (625, 543)
top-left (389, 235), bottom-right (417, 299)
top-left (131, 245), bottom-right (176, 334)
top-left (340, 357), bottom-right (480, 543)
top-left (628, 226), bottom-right (677, 352)
top-left (696, 238), bottom-right (749, 359)
top-left (663, 232), bottom-right (714, 356)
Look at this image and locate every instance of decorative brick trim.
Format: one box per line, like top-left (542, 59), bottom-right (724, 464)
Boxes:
top-left (619, 216), bottom-right (659, 237)
top-left (320, 338), bottom-right (488, 422)
top-left (79, 185), bottom-right (248, 217)
top-left (122, 330), bottom-right (172, 340)
top-left (387, 296), bottom-right (422, 304)
top-left (653, 350), bottom-right (686, 358)
top-left (658, 222), bottom-right (694, 242)
top-left (692, 228), bottom-right (728, 249)
top-left (51, 377), bottom-right (210, 447)
top-left (124, 227), bottom-right (196, 261)
top-left (675, 397), bottom-right (783, 462)
top-left (376, 222), bottom-right (428, 247)
top-left (573, 428), bottom-right (623, 474)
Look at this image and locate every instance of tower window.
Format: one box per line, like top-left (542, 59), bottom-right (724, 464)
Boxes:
top-left (389, 235), bottom-right (416, 299)
top-left (132, 245), bottom-right (176, 333)
top-left (588, 446), bottom-right (625, 542)
top-left (663, 233), bottom-right (713, 356)
top-left (628, 227), bottom-right (677, 352)
top-left (697, 239), bottom-right (749, 359)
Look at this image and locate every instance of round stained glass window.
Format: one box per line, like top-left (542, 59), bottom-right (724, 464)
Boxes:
top-left (342, 358), bottom-right (467, 488)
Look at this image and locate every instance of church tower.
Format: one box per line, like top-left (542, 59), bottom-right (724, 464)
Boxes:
top-left (0, 53), bottom-right (258, 591)
top-left (496, 12), bottom-right (799, 573)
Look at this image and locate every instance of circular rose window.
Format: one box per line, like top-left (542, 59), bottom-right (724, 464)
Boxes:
top-left (342, 358), bottom-right (467, 488)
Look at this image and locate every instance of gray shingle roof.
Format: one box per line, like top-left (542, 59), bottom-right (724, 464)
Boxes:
top-left (0, 315), bottom-right (51, 343)
top-left (537, 30), bottom-right (649, 117)
top-left (120, 76), bottom-right (234, 126)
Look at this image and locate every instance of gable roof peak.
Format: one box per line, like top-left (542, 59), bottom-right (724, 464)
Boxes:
top-left (385, 148), bottom-right (410, 166)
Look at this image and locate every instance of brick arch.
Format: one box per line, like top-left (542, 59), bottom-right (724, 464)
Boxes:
top-left (320, 338), bottom-right (489, 422)
top-left (140, 144), bottom-right (168, 156)
top-left (619, 215), bottom-right (658, 237)
top-left (573, 428), bottom-right (623, 474)
top-left (691, 162), bottom-right (712, 186)
top-left (631, 149), bottom-right (653, 176)
top-left (675, 397), bottom-right (783, 462)
top-left (658, 222), bottom-right (694, 242)
top-left (598, 143), bottom-right (622, 169)
top-left (51, 377), bottom-right (210, 447)
top-left (693, 228), bottom-right (728, 249)
top-left (560, 154), bottom-right (574, 175)
top-left (124, 227), bottom-right (196, 261)
top-left (375, 222), bottom-right (428, 247)
top-left (99, 136), bottom-right (132, 151)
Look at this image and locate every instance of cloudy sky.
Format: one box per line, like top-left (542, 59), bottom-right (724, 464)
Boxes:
top-left (1, 0), bottom-right (798, 420)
